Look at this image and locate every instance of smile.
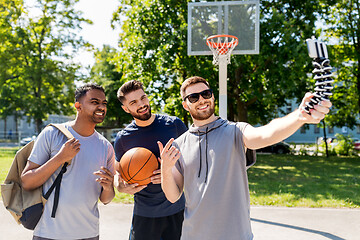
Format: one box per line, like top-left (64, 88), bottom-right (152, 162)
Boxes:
top-left (137, 106), bottom-right (148, 114)
top-left (197, 104), bottom-right (209, 110)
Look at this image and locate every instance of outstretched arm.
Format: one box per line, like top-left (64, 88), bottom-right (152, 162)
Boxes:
top-left (158, 138), bottom-right (184, 203)
top-left (244, 93), bottom-right (332, 149)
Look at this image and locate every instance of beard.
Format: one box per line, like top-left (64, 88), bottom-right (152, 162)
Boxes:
top-left (129, 105), bottom-right (152, 121)
top-left (90, 111), bottom-right (106, 124)
top-left (188, 101), bottom-right (215, 121)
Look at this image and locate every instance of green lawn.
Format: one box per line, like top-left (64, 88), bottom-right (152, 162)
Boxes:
top-left (1, 148), bottom-right (359, 207)
top-left (248, 154), bottom-right (360, 208)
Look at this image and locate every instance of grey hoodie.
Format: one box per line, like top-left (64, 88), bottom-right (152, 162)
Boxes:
top-left (174, 117), bottom-right (254, 240)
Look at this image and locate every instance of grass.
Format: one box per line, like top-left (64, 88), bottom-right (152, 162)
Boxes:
top-left (1, 147), bottom-right (359, 208)
top-left (248, 154), bottom-right (360, 208)
top-left (0, 148), bottom-right (18, 182)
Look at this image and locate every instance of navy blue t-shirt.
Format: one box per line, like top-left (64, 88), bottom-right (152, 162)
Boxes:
top-left (114, 114), bottom-right (187, 218)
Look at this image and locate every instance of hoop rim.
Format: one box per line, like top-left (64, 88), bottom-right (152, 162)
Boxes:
top-left (206, 34), bottom-right (239, 42)
top-left (206, 34), bottom-right (239, 50)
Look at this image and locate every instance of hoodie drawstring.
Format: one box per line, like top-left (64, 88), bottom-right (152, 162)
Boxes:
top-left (198, 131), bottom-right (202, 178)
top-left (198, 127), bottom-right (209, 183)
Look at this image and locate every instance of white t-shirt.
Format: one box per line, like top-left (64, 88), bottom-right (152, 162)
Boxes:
top-left (29, 124), bottom-right (115, 239)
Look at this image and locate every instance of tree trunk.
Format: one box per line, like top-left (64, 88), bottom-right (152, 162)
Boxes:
top-left (4, 117), bottom-right (7, 138)
top-left (36, 118), bottom-right (43, 134)
top-left (236, 100), bottom-right (249, 123)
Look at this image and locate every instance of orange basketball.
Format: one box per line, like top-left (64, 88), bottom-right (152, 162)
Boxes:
top-left (117, 147), bottom-right (159, 186)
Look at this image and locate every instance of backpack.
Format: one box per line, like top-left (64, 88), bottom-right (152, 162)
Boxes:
top-left (1, 123), bottom-right (73, 230)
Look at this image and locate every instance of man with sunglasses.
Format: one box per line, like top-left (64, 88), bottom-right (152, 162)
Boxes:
top-left (159, 76), bottom-right (332, 240)
top-left (114, 80), bottom-right (187, 240)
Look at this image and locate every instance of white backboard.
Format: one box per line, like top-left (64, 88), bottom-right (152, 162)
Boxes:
top-left (188, 0), bottom-right (260, 56)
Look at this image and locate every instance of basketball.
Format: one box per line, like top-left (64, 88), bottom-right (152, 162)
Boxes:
top-left (117, 147), bottom-right (159, 185)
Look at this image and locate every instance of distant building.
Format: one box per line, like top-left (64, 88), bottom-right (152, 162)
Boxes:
top-left (0, 114), bottom-right (74, 140)
top-left (281, 99), bottom-right (360, 143)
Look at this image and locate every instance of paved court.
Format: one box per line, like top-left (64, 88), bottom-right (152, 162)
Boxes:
top-left (1, 203), bottom-right (359, 240)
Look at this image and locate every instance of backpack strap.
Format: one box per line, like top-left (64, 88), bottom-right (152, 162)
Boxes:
top-left (48, 123), bottom-right (74, 140)
top-left (48, 123), bottom-right (74, 165)
top-left (43, 123), bottom-right (74, 218)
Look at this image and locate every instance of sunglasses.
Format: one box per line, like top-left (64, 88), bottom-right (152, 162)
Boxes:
top-left (184, 89), bottom-right (213, 103)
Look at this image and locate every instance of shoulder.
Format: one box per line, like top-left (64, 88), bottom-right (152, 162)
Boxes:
top-left (156, 114), bottom-right (185, 126)
top-left (94, 131), bottom-right (113, 149)
top-left (174, 129), bottom-right (190, 146)
top-left (227, 121), bottom-right (249, 132)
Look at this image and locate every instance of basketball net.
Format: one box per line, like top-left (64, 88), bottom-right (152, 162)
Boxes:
top-left (206, 35), bottom-right (239, 66)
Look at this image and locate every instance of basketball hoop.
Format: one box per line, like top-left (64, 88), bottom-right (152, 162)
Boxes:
top-left (206, 34), bottom-right (239, 65)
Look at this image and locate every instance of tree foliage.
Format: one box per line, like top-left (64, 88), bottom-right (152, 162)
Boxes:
top-left (108, 0), bottom-right (327, 126)
top-left (319, 0), bottom-right (360, 128)
top-left (90, 45), bottom-right (132, 127)
top-left (0, 0), bottom-right (91, 133)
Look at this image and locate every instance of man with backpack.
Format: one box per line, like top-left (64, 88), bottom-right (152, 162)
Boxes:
top-left (21, 83), bottom-right (115, 240)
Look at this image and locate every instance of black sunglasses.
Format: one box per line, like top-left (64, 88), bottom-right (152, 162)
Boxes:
top-left (184, 89), bottom-right (213, 103)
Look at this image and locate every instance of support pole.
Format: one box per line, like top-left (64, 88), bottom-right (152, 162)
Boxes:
top-left (218, 55), bottom-right (228, 119)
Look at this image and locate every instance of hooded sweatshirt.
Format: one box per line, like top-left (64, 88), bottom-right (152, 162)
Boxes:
top-left (174, 117), bottom-right (254, 240)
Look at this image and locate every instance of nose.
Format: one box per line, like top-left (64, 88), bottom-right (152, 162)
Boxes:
top-left (98, 103), bottom-right (107, 110)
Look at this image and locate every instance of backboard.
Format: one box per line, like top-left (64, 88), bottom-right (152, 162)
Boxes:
top-left (188, 0), bottom-right (260, 56)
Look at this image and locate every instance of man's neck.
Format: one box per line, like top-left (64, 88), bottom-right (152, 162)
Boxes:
top-left (134, 114), bottom-right (156, 127)
top-left (192, 114), bottom-right (217, 127)
top-left (69, 119), bottom-right (96, 137)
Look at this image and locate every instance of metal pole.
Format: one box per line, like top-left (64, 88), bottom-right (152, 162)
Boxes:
top-left (218, 55), bottom-right (228, 119)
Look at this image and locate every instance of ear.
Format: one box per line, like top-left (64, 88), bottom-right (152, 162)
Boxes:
top-left (182, 101), bottom-right (189, 112)
top-left (121, 105), bottom-right (130, 113)
top-left (74, 102), bottom-right (81, 110)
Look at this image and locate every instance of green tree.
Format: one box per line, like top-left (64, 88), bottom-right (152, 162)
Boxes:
top-left (319, 0), bottom-right (360, 128)
top-left (110, 0), bottom-right (324, 126)
top-left (90, 45), bottom-right (132, 127)
top-left (0, 0), bottom-right (91, 133)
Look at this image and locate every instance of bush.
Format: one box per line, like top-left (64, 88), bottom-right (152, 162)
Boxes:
top-left (333, 134), bottom-right (355, 156)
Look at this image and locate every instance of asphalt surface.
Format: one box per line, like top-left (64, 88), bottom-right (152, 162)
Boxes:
top-left (1, 203), bottom-right (360, 240)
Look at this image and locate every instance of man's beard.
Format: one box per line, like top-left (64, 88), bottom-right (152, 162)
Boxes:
top-left (131, 105), bottom-right (152, 121)
top-left (189, 101), bottom-right (215, 121)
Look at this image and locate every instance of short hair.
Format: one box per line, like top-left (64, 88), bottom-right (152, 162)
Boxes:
top-left (180, 76), bottom-right (210, 100)
top-left (75, 83), bottom-right (105, 102)
top-left (117, 80), bottom-right (145, 104)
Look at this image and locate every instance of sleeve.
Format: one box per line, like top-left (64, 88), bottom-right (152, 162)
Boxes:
top-left (106, 144), bottom-right (116, 174)
top-left (28, 126), bottom-right (54, 165)
top-left (236, 122), bottom-right (256, 168)
top-left (114, 133), bottom-right (125, 162)
top-left (175, 117), bottom-right (188, 137)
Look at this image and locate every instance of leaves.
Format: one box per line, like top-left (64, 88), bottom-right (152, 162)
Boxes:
top-left (0, 0), bottom-right (91, 132)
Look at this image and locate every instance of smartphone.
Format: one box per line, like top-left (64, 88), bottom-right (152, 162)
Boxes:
top-left (306, 37), bottom-right (328, 59)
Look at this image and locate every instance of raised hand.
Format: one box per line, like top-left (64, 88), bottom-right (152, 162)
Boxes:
top-left (57, 138), bottom-right (80, 164)
top-left (298, 92), bottom-right (332, 124)
top-left (157, 138), bottom-right (181, 172)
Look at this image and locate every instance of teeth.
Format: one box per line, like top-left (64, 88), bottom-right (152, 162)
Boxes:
top-left (198, 105), bottom-right (208, 110)
top-left (95, 112), bottom-right (103, 116)
top-left (138, 107), bottom-right (147, 113)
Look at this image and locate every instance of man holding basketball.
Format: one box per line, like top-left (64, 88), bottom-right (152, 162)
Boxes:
top-left (160, 76), bottom-right (332, 240)
top-left (114, 80), bottom-right (187, 240)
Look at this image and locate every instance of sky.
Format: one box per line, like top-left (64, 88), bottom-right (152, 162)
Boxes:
top-left (74, 0), bottom-right (120, 68)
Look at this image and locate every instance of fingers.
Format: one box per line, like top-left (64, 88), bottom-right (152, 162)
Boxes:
top-left (157, 141), bottom-right (164, 153)
top-left (163, 138), bottom-right (175, 152)
top-left (151, 169), bottom-right (161, 184)
top-left (94, 166), bottom-right (114, 187)
top-left (66, 138), bottom-right (81, 151)
top-left (299, 92), bottom-right (332, 123)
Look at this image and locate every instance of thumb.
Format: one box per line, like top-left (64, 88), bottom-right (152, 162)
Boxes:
top-left (157, 141), bottom-right (164, 153)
